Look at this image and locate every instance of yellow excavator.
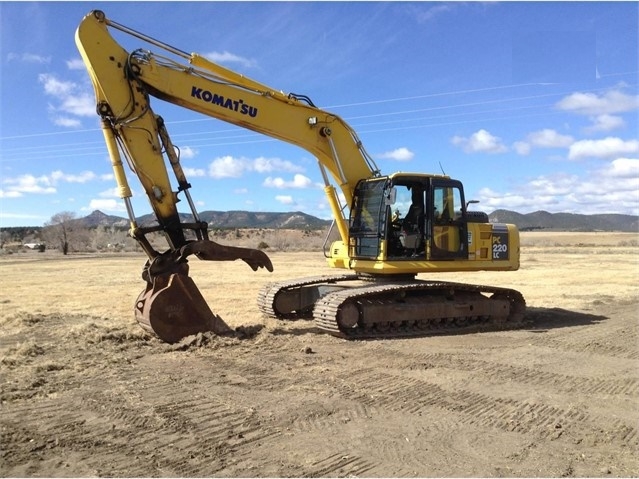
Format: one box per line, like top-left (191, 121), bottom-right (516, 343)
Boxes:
top-left (75, 10), bottom-right (525, 343)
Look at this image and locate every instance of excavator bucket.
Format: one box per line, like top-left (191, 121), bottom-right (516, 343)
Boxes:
top-left (134, 272), bottom-right (233, 343)
top-left (133, 240), bottom-right (273, 343)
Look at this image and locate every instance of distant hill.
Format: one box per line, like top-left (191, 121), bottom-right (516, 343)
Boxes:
top-left (76, 210), bottom-right (331, 230)
top-left (3, 209), bottom-right (637, 235)
top-left (488, 209), bottom-right (638, 232)
top-left (102, 208), bottom-right (637, 232)
top-left (78, 210), bottom-right (129, 228)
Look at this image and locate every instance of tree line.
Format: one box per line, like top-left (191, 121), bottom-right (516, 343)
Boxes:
top-left (1, 211), bottom-right (139, 255)
top-left (1, 211), bottom-right (330, 255)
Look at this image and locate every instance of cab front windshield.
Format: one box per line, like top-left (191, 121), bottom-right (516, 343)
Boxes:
top-left (349, 179), bottom-right (388, 258)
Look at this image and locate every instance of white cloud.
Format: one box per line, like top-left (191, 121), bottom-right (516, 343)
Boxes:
top-left (179, 146), bottom-right (198, 160)
top-left (513, 129), bottom-right (574, 156)
top-left (476, 187), bottom-right (532, 211)
top-left (88, 199), bottom-right (126, 212)
top-left (7, 52), bottom-right (50, 64)
top-left (513, 141), bottom-right (531, 156)
top-left (408, 3), bottom-right (455, 24)
top-left (275, 195), bottom-right (294, 205)
top-left (601, 158), bottom-right (639, 179)
top-left (38, 73), bottom-right (96, 123)
top-left (39, 74), bottom-right (74, 96)
top-left (477, 159), bottom-right (639, 215)
top-left (204, 51), bottom-right (257, 69)
top-left (376, 147), bottom-right (415, 162)
top-left (1, 170), bottom-right (100, 198)
top-left (2, 174), bottom-right (57, 195)
top-left (208, 155), bottom-right (304, 179)
top-left (183, 167), bottom-right (206, 177)
top-left (66, 58), bottom-right (86, 70)
top-left (585, 114), bottom-right (625, 133)
top-left (527, 129), bottom-right (574, 149)
top-left (451, 129), bottom-right (508, 154)
top-left (50, 170), bottom-right (96, 183)
top-left (0, 189), bottom-right (23, 198)
top-left (253, 156), bottom-right (304, 173)
top-left (556, 89), bottom-right (639, 116)
top-left (98, 187), bottom-right (120, 198)
top-left (568, 137), bottom-right (639, 161)
top-left (527, 174), bottom-right (576, 196)
top-left (208, 155), bottom-right (247, 178)
top-left (59, 92), bottom-right (96, 117)
top-left (0, 211), bottom-right (46, 221)
top-left (53, 116), bottom-right (82, 128)
top-left (263, 174), bottom-right (313, 189)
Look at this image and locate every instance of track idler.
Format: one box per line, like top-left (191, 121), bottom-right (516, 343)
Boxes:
top-left (134, 240), bottom-right (273, 343)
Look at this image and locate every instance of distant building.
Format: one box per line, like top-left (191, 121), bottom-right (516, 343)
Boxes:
top-left (23, 243), bottom-right (46, 251)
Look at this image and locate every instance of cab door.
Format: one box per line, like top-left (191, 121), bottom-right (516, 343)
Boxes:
top-left (428, 180), bottom-right (468, 260)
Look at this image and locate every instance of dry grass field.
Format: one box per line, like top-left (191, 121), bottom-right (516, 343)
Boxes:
top-left (1, 231), bottom-right (638, 477)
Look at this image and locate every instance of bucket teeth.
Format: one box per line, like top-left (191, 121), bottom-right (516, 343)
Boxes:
top-left (135, 273), bottom-right (233, 343)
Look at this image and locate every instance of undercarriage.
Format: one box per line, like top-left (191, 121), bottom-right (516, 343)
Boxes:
top-left (258, 275), bottom-right (527, 339)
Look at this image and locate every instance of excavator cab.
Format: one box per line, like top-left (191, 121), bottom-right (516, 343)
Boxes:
top-left (349, 174), bottom-right (470, 261)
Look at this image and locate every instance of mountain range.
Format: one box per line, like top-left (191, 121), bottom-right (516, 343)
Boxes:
top-left (488, 209), bottom-right (638, 232)
top-left (79, 209), bottom-right (331, 230)
top-left (77, 209), bottom-right (638, 232)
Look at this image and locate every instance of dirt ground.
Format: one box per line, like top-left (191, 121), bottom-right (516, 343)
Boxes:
top-left (1, 232), bottom-right (638, 477)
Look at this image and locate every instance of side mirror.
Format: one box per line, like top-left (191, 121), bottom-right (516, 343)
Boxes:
top-left (385, 187), bottom-right (397, 206)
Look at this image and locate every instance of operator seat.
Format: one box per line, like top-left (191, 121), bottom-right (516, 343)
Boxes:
top-left (403, 186), bottom-right (425, 235)
top-left (400, 186), bottom-right (425, 252)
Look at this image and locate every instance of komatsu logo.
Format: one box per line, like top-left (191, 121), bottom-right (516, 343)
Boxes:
top-left (191, 87), bottom-right (258, 117)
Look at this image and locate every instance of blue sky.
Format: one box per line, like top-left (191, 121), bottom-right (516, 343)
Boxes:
top-left (1, 1), bottom-right (638, 227)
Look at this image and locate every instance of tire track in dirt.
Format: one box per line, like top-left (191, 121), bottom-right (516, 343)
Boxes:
top-left (275, 375), bottom-right (465, 474)
top-left (301, 452), bottom-right (377, 477)
top-left (153, 396), bottom-right (281, 449)
top-left (177, 357), bottom-right (390, 476)
top-left (132, 352), bottom-right (389, 476)
top-left (340, 414), bottom-right (464, 475)
top-left (108, 373), bottom-right (286, 476)
top-left (527, 306), bottom-right (638, 360)
top-left (540, 337), bottom-right (638, 360)
top-left (189, 330), bottom-right (637, 475)
top-left (1, 396), bottom-right (161, 476)
top-left (2, 401), bottom-right (84, 449)
top-left (1, 363), bottom-right (283, 477)
top-left (399, 352), bottom-right (638, 396)
top-left (331, 369), bottom-right (638, 447)
top-left (284, 402), bottom-right (377, 433)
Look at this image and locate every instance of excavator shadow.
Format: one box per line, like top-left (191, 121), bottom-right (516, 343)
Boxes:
top-left (523, 306), bottom-right (608, 333)
top-left (267, 307), bottom-right (609, 340)
top-left (270, 325), bottom-right (329, 337)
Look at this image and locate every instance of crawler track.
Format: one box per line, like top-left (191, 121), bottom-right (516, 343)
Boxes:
top-left (258, 276), bottom-right (526, 339)
top-left (257, 274), bottom-right (359, 320)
